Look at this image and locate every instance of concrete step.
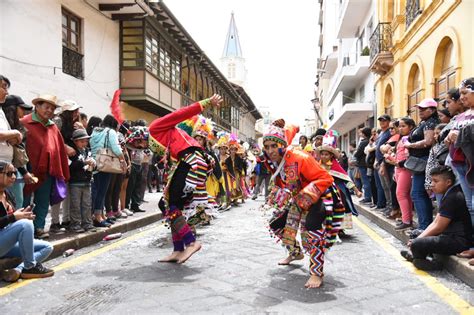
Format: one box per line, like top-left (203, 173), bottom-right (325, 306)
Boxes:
top-left (1, 192), bottom-right (164, 272)
top-left (354, 200), bottom-right (474, 287)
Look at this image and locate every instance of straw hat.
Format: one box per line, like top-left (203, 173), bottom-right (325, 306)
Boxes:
top-left (32, 94), bottom-right (59, 107)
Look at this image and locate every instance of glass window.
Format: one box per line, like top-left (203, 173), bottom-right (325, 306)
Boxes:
top-left (62, 8), bottom-right (82, 53)
top-left (121, 20), bottom-right (144, 69)
top-left (62, 8), bottom-right (83, 79)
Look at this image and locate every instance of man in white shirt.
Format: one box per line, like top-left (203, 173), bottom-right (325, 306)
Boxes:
top-left (0, 75), bottom-right (23, 162)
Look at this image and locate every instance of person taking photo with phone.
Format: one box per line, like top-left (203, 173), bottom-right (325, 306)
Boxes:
top-left (0, 160), bottom-right (54, 282)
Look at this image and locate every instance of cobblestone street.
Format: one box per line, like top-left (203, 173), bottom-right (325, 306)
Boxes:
top-left (0, 196), bottom-right (472, 314)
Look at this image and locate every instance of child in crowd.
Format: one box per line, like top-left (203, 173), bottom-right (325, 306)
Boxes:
top-left (425, 123), bottom-right (448, 205)
top-left (401, 166), bottom-right (472, 270)
top-left (68, 129), bottom-right (97, 233)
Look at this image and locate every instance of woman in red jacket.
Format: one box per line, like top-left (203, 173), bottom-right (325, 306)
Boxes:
top-left (149, 94), bottom-right (222, 264)
top-left (263, 119), bottom-right (345, 288)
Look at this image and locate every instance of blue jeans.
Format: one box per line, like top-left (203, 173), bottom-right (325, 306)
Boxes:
top-left (0, 219), bottom-right (53, 271)
top-left (411, 169), bottom-right (433, 230)
top-left (23, 175), bottom-right (53, 229)
top-left (452, 163), bottom-right (474, 230)
top-left (359, 167), bottom-right (372, 202)
top-left (92, 172), bottom-right (112, 215)
top-left (374, 169), bottom-right (386, 208)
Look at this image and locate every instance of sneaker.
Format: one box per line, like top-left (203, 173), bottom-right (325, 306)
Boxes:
top-left (82, 224), bottom-right (97, 232)
top-left (21, 263), bottom-right (54, 279)
top-left (395, 222), bottom-right (412, 230)
top-left (413, 258), bottom-right (443, 271)
top-left (113, 211), bottom-right (127, 219)
top-left (131, 206), bottom-right (145, 213)
top-left (409, 228), bottom-right (424, 239)
top-left (400, 250), bottom-right (414, 262)
top-left (123, 209), bottom-right (134, 216)
top-left (0, 269), bottom-right (21, 282)
top-left (93, 220), bottom-right (111, 228)
top-left (34, 229), bottom-right (49, 239)
top-left (370, 204), bottom-right (378, 209)
top-left (251, 195), bottom-right (257, 200)
top-left (49, 223), bottom-right (66, 234)
top-left (68, 223), bottom-right (85, 233)
top-left (360, 199), bottom-right (372, 205)
top-left (105, 218), bottom-right (116, 225)
top-left (60, 221), bottom-right (71, 230)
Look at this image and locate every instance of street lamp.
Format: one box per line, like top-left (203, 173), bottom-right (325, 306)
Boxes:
top-left (311, 97), bottom-right (324, 126)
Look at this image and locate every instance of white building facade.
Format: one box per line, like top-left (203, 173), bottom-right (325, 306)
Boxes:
top-left (0, 0), bottom-right (125, 118)
top-left (316, 0), bottom-right (377, 152)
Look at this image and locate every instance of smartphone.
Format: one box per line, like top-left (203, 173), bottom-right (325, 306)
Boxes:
top-left (26, 203), bottom-right (35, 212)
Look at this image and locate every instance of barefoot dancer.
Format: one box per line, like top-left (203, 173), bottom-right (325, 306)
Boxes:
top-left (262, 119), bottom-right (345, 288)
top-left (149, 94), bottom-right (222, 264)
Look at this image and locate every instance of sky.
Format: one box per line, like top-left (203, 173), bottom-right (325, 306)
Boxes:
top-left (164, 0), bottom-right (319, 127)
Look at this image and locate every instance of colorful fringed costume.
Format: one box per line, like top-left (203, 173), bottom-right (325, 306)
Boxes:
top-left (221, 134), bottom-right (246, 203)
top-left (263, 121), bottom-right (345, 277)
top-left (149, 100), bottom-right (214, 252)
top-left (316, 130), bottom-right (359, 229)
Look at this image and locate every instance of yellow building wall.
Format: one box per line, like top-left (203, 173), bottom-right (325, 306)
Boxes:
top-left (121, 103), bottom-right (158, 125)
top-left (376, 0), bottom-right (473, 118)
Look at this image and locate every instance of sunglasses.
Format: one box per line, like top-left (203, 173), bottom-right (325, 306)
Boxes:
top-left (2, 171), bottom-right (16, 177)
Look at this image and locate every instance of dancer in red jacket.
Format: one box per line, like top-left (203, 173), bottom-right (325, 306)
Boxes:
top-left (149, 94), bottom-right (222, 264)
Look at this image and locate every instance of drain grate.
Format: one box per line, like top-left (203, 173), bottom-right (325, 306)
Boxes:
top-left (46, 284), bottom-right (125, 314)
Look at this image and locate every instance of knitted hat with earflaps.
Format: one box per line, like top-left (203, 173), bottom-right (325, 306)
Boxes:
top-left (263, 119), bottom-right (287, 147)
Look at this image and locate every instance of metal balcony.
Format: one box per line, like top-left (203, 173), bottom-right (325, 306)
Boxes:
top-left (62, 47), bottom-right (84, 79)
top-left (369, 22), bottom-right (393, 76)
top-left (406, 0), bottom-right (422, 29)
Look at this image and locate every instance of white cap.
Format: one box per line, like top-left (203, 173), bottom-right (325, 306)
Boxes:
top-left (60, 100), bottom-right (82, 112)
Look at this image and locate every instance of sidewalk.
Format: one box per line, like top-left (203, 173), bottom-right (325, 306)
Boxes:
top-left (354, 200), bottom-right (474, 287)
top-left (0, 191), bottom-right (163, 270)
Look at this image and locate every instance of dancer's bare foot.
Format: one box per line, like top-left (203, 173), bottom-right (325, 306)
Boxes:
top-left (177, 242), bottom-right (202, 264)
top-left (158, 251), bottom-right (181, 263)
top-left (305, 275), bottom-right (323, 288)
top-left (278, 253), bottom-right (304, 265)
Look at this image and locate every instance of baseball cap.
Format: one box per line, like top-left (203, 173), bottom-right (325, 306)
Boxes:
top-left (416, 98), bottom-right (438, 108)
top-left (3, 95), bottom-right (33, 110)
top-left (60, 100), bottom-right (82, 112)
top-left (377, 114), bottom-right (391, 121)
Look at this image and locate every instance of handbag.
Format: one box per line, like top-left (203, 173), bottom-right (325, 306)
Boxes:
top-left (95, 130), bottom-right (123, 174)
top-left (50, 177), bottom-right (67, 205)
top-left (404, 155), bottom-right (427, 174)
top-left (12, 144), bottom-right (29, 168)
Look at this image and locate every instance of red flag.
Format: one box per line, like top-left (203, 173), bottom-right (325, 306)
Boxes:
top-left (110, 89), bottom-right (124, 124)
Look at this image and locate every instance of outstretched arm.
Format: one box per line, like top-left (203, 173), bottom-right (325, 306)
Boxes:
top-left (149, 94), bottom-right (222, 134)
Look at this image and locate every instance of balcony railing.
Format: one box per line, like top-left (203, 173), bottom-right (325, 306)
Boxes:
top-left (369, 22), bottom-right (392, 62)
top-left (62, 46), bottom-right (83, 79)
top-left (405, 0), bottom-right (421, 29)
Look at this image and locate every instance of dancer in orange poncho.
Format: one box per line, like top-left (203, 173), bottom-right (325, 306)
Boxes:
top-left (262, 119), bottom-right (345, 288)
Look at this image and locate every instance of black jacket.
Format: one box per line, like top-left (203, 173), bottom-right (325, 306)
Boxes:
top-left (0, 191), bottom-right (16, 229)
top-left (455, 123), bottom-right (474, 188)
top-left (354, 139), bottom-right (369, 167)
top-left (69, 146), bottom-right (93, 184)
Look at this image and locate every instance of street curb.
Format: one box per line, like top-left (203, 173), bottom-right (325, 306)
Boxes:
top-left (48, 211), bottom-right (162, 260)
top-left (354, 201), bottom-right (474, 288)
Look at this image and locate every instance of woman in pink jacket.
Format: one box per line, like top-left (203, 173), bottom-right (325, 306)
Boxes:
top-left (394, 117), bottom-right (416, 230)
